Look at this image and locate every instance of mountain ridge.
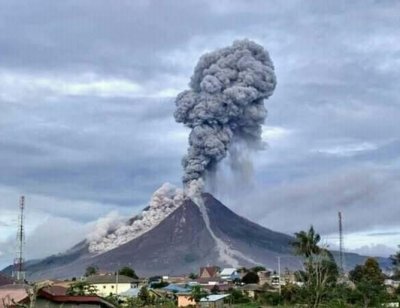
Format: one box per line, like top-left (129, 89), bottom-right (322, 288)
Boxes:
top-left (1, 193), bottom-right (390, 279)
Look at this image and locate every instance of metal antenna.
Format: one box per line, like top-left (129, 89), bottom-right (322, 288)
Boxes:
top-left (12, 196), bottom-right (26, 282)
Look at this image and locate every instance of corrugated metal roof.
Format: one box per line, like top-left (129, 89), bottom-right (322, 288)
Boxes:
top-left (120, 287), bottom-right (140, 297)
top-left (163, 284), bottom-right (191, 293)
top-left (220, 268), bottom-right (237, 276)
top-left (200, 294), bottom-right (230, 302)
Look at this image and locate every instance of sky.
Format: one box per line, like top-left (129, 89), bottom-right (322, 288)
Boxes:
top-left (0, 0), bottom-right (399, 268)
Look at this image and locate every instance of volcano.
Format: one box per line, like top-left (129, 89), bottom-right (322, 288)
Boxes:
top-left (3, 193), bottom-right (383, 280)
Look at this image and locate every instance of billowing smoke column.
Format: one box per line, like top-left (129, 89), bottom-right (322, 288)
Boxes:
top-left (174, 39), bottom-right (277, 186)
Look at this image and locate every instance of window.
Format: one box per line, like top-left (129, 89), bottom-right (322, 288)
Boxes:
top-left (103, 286), bottom-right (106, 289)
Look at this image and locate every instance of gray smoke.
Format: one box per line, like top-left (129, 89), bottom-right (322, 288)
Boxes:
top-left (174, 39), bottom-right (277, 185)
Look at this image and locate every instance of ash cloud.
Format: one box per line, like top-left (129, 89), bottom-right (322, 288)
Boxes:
top-left (174, 39), bottom-right (277, 186)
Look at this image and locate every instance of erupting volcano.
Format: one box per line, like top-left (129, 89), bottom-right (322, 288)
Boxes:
top-left (3, 40), bottom-right (375, 280)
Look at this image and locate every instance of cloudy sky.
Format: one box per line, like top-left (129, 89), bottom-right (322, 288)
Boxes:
top-left (1, 0), bottom-right (399, 268)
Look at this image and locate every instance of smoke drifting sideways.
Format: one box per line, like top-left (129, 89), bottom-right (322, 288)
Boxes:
top-left (87, 183), bottom-right (185, 254)
top-left (174, 39), bottom-right (277, 189)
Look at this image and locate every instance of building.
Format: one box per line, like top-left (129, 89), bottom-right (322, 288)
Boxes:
top-left (199, 266), bottom-right (219, 279)
top-left (0, 284), bottom-right (116, 308)
top-left (0, 284), bottom-right (28, 308)
top-left (199, 294), bottom-right (230, 308)
top-left (86, 274), bottom-right (139, 297)
top-left (163, 284), bottom-right (191, 294)
top-left (0, 274), bottom-right (14, 288)
top-left (239, 283), bottom-right (264, 299)
top-left (36, 287), bottom-right (116, 307)
top-left (119, 286), bottom-right (163, 304)
top-left (219, 268), bottom-right (240, 281)
top-left (257, 270), bottom-right (273, 285)
top-left (177, 293), bottom-right (196, 307)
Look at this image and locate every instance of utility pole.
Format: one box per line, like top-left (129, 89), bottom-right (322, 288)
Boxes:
top-left (338, 211), bottom-right (345, 275)
top-left (12, 196), bottom-right (26, 282)
top-left (116, 269), bottom-right (119, 295)
top-left (278, 256), bottom-right (281, 296)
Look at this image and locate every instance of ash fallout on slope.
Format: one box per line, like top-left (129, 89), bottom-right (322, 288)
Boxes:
top-left (174, 39), bottom-right (277, 187)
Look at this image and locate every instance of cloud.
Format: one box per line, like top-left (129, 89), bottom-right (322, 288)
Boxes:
top-left (219, 166), bottom-right (400, 255)
top-left (350, 244), bottom-right (397, 258)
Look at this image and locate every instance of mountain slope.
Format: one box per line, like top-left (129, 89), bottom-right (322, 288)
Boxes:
top-left (2, 193), bottom-right (389, 279)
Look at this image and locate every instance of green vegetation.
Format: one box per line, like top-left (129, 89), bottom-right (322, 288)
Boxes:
top-left (391, 245), bottom-right (400, 279)
top-left (242, 271), bottom-right (260, 284)
top-left (66, 281), bottom-right (97, 295)
top-left (118, 266), bottom-right (138, 279)
top-left (189, 285), bottom-right (208, 304)
top-left (84, 265), bottom-right (99, 277)
top-left (71, 239), bottom-right (400, 308)
top-left (188, 272), bottom-right (198, 279)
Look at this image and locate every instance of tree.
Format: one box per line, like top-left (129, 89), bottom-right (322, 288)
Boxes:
top-left (118, 266), bottom-right (138, 279)
top-left (292, 225), bottom-right (321, 260)
top-left (211, 284), bottom-right (220, 294)
top-left (292, 226), bottom-right (338, 308)
top-left (242, 271), bottom-right (260, 284)
top-left (84, 265), bottom-right (98, 277)
top-left (349, 258), bottom-right (386, 308)
top-left (104, 294), bottom-right (120, 307)
top-left (390, 245), bottom-right (400, 279)
top-left (67, 281), bottom-right (97, 296)
top-left (250, 265), bottom-right (266, 273)
top-left (189, 285), bottom-right (207, 304)
top-left (138, 286), bottom-right (152, 305)
top-left (227, 288), bottom-right (251, 304)
top-left (188, 272), bottom-right (198, 279)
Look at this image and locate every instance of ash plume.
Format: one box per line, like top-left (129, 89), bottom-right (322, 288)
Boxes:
top-left (174, 39), bottom-right (277, 186)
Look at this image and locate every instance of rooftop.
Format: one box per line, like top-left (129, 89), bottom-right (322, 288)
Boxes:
top-left (86, 274), bottom-right (137, 284)
top-left (200, 294), bottom-right (230, 302)
top-left (0, 274), bottom-right (14, 287)
top-left (220, 268), bottom-right (238, 276)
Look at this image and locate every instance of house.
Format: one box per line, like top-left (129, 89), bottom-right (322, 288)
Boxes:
top-left (197, 277), bottom-right (224, 286)
top-left (177, 293), bottom-right (196, 307)
top-left (164, 276), bottom-right (188, 284)
top-left (0, 284), bottom-right (28, 308)
top-left (119, 286), bottom-right (163, 300)
top-left (0, 284), bottom-right (116, 308)
top-left (0, 274), bottom-right (14, 288)
top-left (199, 266), bottom-right (219, 279)
top-left (86, 274), bottom-right (139, 296)
top-left (202, 284), bottom-right (231, 293)
top-left (239, 283), bottom-right (264, 299)
top-left (219, 268), bottom-right (240, 281)
top-left (199, 294), bottom-right (230, 308)
top-left (257, 269), bottom-right (273, 285)
top-left (162, 284), bottom-right (191, 294)
top-left (35, 286), bottom-right (116, 307)
top-left (384, 279), bottom-right (400, 294)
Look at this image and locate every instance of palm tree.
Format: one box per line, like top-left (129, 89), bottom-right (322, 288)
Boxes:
top-left (292, 225), bottom-right (321, 259)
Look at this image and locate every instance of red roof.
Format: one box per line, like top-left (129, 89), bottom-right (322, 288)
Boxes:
top-left (0, 274), bottom-right (14, 287)
top-left (200, 266), bottom-right (219, 278)
top-left (38, 289), bottom-right (116, 307)
top-left (42, 285), bottom-right (68, 296)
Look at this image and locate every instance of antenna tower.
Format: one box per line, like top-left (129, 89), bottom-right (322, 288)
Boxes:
top-left (338, 211), bottom-right (345, 274)
top-left (12, 196), bottom-right (26, 282)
